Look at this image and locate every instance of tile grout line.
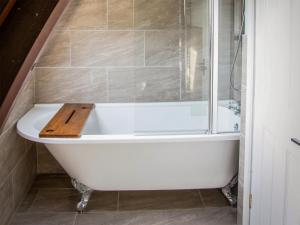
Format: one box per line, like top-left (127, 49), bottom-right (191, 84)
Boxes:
top-left (72, 212), bottom-right (78, 225)
top-left (69, 30), bottom-right (72, 67)
top-left (53, 28), bottom-right (180, 32)
top-left (198, 190), bottom-right (206, 208)
top-left (144, 31), bottom-right (146, 67)
top-left (106, 68), bottom-right (110, 102)
top-left (0, 144), bottom-right (30, 189)
top-left (25, 188), bottom-right (40, 212)
top-left (132, 0), bottom-right (134, 28)
top-left (117, 191), bottom-right (120, 211)
top-left (106, 0), bottom-right (109, 29)
top-left (34, 66), bottom-right (180, 69)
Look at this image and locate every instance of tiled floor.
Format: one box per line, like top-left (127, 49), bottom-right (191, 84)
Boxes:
top-left (10, 174), bottom-right (237, 225)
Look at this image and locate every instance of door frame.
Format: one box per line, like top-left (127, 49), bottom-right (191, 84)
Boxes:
top-left (239, 0), bottom-right (255, 224)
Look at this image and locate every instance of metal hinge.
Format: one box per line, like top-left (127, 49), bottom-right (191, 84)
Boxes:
top-left (249, 193), bottom-right (252, 208)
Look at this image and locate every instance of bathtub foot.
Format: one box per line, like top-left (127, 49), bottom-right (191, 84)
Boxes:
top-left (222, 174), bottom-right (238, 207)
top-left (71, 178), bottom-right (93, 213)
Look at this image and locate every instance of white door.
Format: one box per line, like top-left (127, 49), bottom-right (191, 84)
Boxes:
top-left (250, 0), bottom-right (300, 224)
top-left (285, 0), bottom-right (300, 224)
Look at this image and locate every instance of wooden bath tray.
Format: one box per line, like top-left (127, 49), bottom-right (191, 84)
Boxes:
top-left (39, 103), bottom-right (95, 138)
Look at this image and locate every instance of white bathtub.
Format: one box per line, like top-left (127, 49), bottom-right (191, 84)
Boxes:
top-left (17, 101), bottom-right (239, 191)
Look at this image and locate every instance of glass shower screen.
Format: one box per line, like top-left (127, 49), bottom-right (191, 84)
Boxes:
top-left (133, 0), bottom-right (211, 135)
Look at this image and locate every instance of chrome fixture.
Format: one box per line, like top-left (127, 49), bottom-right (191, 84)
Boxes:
top-left (228, 101), bottom-right (241, 115)
top-left (229, 0), bottom-right (245, 93)
top-left (234, 123), bottom-right (239, 132)
top-left (71, 178), bottom-right (93, 213)
top-left (222, 174), bottom-right (238, 206)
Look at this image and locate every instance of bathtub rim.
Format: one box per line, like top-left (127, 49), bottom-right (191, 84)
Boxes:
top-left (17, 130), bottom-right (240, 144)
top-left (17, 103), bottom-right (240, 144)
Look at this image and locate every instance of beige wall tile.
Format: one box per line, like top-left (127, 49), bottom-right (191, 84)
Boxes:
top-left (134, 0), bottom-right (179, 29)
top-left (145, 31), bottom-right (179, 66)
top-left (2, 73), bottom-right (34, 133)
top-left (218, 0), bottom-right (234, 100)
top-left (0, 127), bottom-right (27, 184)
top-left (12, 147), bottom-right (36, 209)
top-left (0, 68), bottom-right (36, 224)
top-left (35, 68), bottom-right (107, 103)
top-left (108, 68), bottom-right (135, 102)
top-left (181, 67), bottom-right (209, 101)
top-left (37, 144), bottom-right (65, 174)
top-left (108, 67), bottom-right (180, 103)
top-left (108, 0), bottom-right (133, 29)
top-left (0, 177), bottom-right (14, 225)
top-left (56, 0), bottom-right (107, 30)
top-left (186, 28), bottom-right (204, 67)
top-left (135, 67), bottom-right (180, 102)
top-left (71, 31), bottom-right (144, 67)
top-left (36, 31), bottom-right (70, 67)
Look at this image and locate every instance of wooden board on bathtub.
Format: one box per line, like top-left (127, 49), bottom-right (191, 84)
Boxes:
top-left (39, 103), bottom-right (95, 138)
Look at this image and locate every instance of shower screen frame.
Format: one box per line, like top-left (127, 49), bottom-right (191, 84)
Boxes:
top-left (208, 0), bottom-right (219, 134)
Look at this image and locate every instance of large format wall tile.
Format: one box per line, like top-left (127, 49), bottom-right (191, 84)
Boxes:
top-left (2, 73), bottom-right (34, 133)
top-left (145, 31), bottom-right (179, 66)
top-left (0, 127), bottom-right (27, 184)
top-left (0, 64), bottom-right (36, 224)
top-left (135, 67), bottom-right (180, 102)
top-left (12, 147), bottom-right (36, 209)
top-left (0, 177), bottom-right (14, 225)
top-left (56, 0), bottom-right (107, 30)
top-left (35, 68), bottom-right (107, 103)
top-left (181, 67), bottom-right (209, 101)
top-left (218, 0), bottom-right (234, 100)
top-left (36, 31), bottom-right (70, 67)
top-left (108, 0), bottom-right (133, 29)
top-left (134, 0), bottom-right (179, 29)
top-left (71, 31), bottom-right (144, 67)
top-left (108, 67), bottom-right (180, 102)
top-left (108, 68), bottom-right (135, 102)
top-left (186, 28), bottom-right (204, 67)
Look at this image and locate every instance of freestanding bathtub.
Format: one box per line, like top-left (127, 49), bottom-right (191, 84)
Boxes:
top-left (17, 101), bottom-right (240, 211)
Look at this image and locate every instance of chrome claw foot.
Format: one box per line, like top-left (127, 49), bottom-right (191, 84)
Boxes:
top-left (222, 174), bottom-right (238, 207)
top-left (71, 178), bottom-right (93, 213)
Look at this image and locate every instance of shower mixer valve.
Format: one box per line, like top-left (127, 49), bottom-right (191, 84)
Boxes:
top-left (228, 101), bottom-right (241, 115)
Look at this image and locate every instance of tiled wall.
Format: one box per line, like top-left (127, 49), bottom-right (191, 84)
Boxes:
top-left (33, 0), bottom-right (210, 104)
top-left (0, 73), bottom-right (36, 225)
top-left (218, 0), bottom-right (242, 102)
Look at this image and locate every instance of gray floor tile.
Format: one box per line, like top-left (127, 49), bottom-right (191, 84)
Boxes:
top-left (27, 189), bottom-right (118, 213)
top-left (10, 213), bottom-right (76, 225)
top-left (119, 190), bottom-right (204, 211)
top-left (85, 191), bottom-right (118, 212)
top-left (28, 189), bottom-right (80, 212)
top-left (200, 189), bottom-right (229, 207)
top-left (17, 189), bottom-right (38, 213)
top-left (11, 175), bottom-right (237, 225)
top-left (76, 208), bottom-right (237, 225)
